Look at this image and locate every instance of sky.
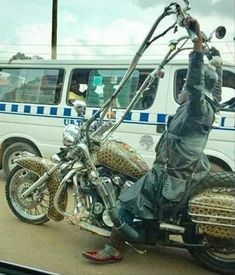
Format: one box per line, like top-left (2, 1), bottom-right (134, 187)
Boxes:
top-left (0, 0), bottom-right (234, 62)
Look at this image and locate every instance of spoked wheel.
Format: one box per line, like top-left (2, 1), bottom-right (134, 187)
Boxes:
top-left (184, 223), bottom-right (235, 274)
top-left (5, 166), bottom-right (50, 224)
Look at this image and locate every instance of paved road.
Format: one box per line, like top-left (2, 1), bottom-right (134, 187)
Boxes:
top-left (0, 171), bottom-right (214, 275)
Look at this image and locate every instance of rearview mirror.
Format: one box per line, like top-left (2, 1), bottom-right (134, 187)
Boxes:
top-left (207, 26), bottom-right (226, 41)
top-left (215, 26), bottom-right (226, 40)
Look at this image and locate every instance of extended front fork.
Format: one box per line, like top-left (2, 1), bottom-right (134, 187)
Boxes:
top-left (20, 162), bottom-right (63, 199)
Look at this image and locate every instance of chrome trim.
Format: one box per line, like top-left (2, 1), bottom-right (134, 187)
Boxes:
top-left (189, 204), bottom-right (235, 213)
top-left (188, 212), bottom-right (235, 221)
top-left (160, 222), bottom-right (185, 233)
top-left (191, 219), bottom-right (235, 228)
top-left (79, 221), bottom-right (111, 237)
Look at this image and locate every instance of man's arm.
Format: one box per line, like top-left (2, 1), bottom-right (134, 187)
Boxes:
top-left (192, 19), bottom-right (202, 52)
top-left (184, 19), bottom-right (205, 114)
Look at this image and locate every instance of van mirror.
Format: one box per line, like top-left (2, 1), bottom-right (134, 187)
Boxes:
top-left (73, 100), bottom-right (87, 116)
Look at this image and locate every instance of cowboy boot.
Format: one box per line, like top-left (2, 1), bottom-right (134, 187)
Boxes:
top-left (82, 228), bottom-right (124, 264)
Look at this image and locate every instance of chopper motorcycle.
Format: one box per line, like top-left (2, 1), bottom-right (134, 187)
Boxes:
top-left (5, 1), bottom-right (235, 274)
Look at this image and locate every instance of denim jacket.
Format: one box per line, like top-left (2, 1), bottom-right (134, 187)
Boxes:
top-left (119, 51), bottom-right (221, 219)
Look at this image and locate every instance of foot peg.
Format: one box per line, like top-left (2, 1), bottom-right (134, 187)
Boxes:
top-left (125, 241), bottom-right (147, 255)
top-left (160, 222), bottom-right (185, 234)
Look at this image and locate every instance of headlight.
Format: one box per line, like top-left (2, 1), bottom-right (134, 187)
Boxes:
top-left (63, 124), bottom-right (80, 146)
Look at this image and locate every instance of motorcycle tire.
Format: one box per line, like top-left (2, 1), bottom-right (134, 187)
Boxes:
top-left (5, 165), bottom-right (50, 225)
top-left (184, 223), bottom-right (235, 275)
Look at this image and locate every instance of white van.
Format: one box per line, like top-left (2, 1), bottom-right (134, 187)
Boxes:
top-left (0, 59), bottom-right (234, 175)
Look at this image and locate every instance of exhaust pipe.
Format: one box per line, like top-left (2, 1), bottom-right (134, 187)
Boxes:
top-left (97, 177), bottom-right (146, 243)
top-left (108, 208), bottom-right (146, 243)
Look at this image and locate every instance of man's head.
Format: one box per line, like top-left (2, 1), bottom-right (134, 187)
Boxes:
top-left (178, 56), bottom-right (222, 104)
top-left (203, 52), bottom-right (222, 100)
top-left (71, 79), bottom-right (80, 94)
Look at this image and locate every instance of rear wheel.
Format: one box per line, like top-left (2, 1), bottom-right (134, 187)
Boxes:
top-left (184, 223), bottom-right (235, 274)
top-left (5, 166), bottom-right (50, 224)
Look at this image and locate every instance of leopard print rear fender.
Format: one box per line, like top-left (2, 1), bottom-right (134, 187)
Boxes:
top-left (15, 156), bottom-right (67, 222)
top-left (188, 171), bottom-right (235, 239)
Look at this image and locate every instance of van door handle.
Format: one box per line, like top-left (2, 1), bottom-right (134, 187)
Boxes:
top-left (156, 124), bottom-right (166, 133)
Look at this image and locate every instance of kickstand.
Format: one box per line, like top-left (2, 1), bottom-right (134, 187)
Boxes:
top-left (125, 241), bottom-right (147, 255)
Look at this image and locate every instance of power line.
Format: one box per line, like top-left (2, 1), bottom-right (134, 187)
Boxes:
top-left (0, 52), bottom-right (233, 60)
top-left (0, 50), bottom-right (233, 56)
top-left (0, 40), bottom-right (234, 47)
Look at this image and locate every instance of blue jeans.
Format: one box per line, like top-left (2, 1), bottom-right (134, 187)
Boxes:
top-left (118, 207), bottom-right (135, 226)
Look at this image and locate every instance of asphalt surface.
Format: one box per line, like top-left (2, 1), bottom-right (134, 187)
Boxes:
top-left (0, 170), bottom-right (215, 275)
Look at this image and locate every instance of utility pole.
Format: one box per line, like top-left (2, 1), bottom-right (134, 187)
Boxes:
top-left (51, 0), bottom-right (57, 59)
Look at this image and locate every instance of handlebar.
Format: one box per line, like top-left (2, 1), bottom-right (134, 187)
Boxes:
top-left (81, 1), bottom-right (203, 145)
top-left (175, 2), bottom-right (199, 43)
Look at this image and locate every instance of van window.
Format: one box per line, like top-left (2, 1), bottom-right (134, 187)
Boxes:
top-left (220, 70), bottom-right (235, 111)
top-left (87, 69), bottom-right (139, 108)
top-left (174, 68), bottom-right (235, 112)
top-left (67, 69), bottom-right (88, 105)
top-left (0, 68), bottom-right (64, 104)
top-left (67, 69), bottom-right (158, 110)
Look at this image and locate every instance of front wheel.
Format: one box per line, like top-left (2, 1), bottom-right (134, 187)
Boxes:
top-left (184, 223), bottom-right (235, 274)
top-left (5, 166), bottom-right (50, 225)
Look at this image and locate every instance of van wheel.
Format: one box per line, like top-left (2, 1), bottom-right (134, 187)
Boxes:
top-left (2, 142), bottom-right (40, 176)
top-left (210, 162), bottom-right (226, 172)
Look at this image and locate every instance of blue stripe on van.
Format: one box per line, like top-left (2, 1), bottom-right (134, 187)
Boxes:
top-left (0, 103), bottom-right (6, 111)
top-left (140, 113), bottom-right (149, 122)
top-left (11, 104), bottom-right (18, 112)
top-left (24, 105), bottom-right (31, 113)
top-left (0, 103), bottom-right (234, 131)
top-left (50, 107), bottom-right (58, 115)
top-left (37, 106), bottom-right (44, 114)
top-left (157, 113), bottom-right (167, 123)
top-left (124, 113), bottom-right (132, 120)
top-left (63, 108), bottom-right (71, 116)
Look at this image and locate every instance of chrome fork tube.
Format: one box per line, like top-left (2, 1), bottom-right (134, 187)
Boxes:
top-left (72, 172), bottom-right (86, 214)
